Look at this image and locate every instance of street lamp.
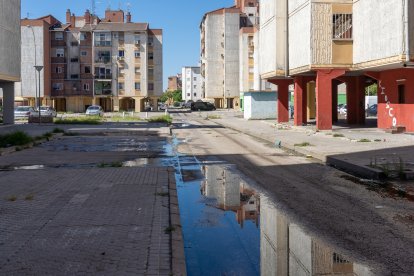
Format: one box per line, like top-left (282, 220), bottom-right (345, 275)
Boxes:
top-left (27, 25), bottom-right (38, 108)
top-left (35, 66), bottom-right (43, 124)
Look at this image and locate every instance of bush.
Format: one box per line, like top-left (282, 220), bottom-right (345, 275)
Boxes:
top-left (147, 115), bottom-right (172, 124)
top-left (54, 117), bottom-right (102, 125)
top-left (0, 131), bottom-right (33, 148)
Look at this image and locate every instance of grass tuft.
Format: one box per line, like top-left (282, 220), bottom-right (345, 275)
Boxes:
top-left (52, 128), bottom-right (65, 134)
top-left (164, 226), bottom-right (176, 234)
top-left (54, 117), bottom-right (102, 125)
top-left (7, 195), bottom-right (17, 202)
top-left (147, 115), bottom-right (172, 124)
top-left (97, 162), bottom-right (123, 168)
top-left (0, 131), bottom-right (33, 148)
top-left (333, 133), bottom-right (345, 138)
top-left (25, 194), bottom-right (34, 201)
top-left (358, 138), bottom-right (371, 143)
top-left (294, 142), bottom-right (311, 147)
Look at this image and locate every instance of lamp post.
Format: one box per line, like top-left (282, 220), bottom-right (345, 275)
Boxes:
top-left (27, 25), bottom-right (38, 108)
top-left (35, 66), bottom-right (43, 124)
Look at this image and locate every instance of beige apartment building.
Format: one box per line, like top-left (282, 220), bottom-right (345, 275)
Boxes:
top-left (167, 74), bottom-right (182, 92)
top-left (0, 0), bottom-right (21, 124)
top-left (260, 0), bottom-right (414, 131)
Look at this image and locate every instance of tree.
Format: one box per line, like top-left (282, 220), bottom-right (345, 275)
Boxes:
top-left (160, 90), bottom-right (182, 104)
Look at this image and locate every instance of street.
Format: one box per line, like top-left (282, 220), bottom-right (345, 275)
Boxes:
top-left (171, 111), bottom-right (414, 275)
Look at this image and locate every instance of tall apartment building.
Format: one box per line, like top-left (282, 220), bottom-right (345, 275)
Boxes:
top-left (0, 0), bottom-right (21, 124)
top-left (181, 66), bottom-right (202, 102)
top-left (16, 16), bottom-right (60, 107)
top-left (260, 0), bottom-right (414, 131)
top-left (167, 74), bottom-right (182, 91)
top-left (201, 0), bottom-right (260, 109)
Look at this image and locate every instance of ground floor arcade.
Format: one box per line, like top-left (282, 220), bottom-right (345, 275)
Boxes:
top-left (270, 68), bottom-right (414, 132)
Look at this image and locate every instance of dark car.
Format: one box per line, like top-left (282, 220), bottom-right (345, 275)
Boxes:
top-left (184, 100), bottom-right (193, 108)
top-left (366, 104), bottom-right (377, 117)
top-left (191, 101), bottom-right (216, 111)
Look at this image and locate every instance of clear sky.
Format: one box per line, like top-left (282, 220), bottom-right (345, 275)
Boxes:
top-left (21, 0), bottom-right (234, 90)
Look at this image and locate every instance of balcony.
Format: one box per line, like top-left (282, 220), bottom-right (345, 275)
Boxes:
top-left (94, 89), bottom-right (113, 96)
top-left (70, 57), bottom-right (79, 63)
top-left (95, 74), bottom-right (112, 80)
top-left (51, 73), bottom-right (65, 79)
top-left (95, 57), bottom-right (111, 64)
top-left (51, 40), bottom-right (66, 47)
top-left (51, 57), bottom-right (67, 63)
top-left (94, 41), bottom-right (112, 47)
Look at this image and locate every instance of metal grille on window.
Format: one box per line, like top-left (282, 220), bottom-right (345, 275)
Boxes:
top-left (332, 14), bottom-right (352, 39)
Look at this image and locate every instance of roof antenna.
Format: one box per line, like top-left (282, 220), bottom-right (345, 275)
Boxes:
top-left (127, 1), bottom-right (131, 12)
top-left (107, 0), bottom-right (111, 10)
top-left (91, 0), bottom-right (96, 15)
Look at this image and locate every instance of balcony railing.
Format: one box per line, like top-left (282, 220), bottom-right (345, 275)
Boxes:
top-left (94, 41), bottom-right (112, 47)
top-left (95, 57), bottom-right (111, 64)
top-left (95, 74), bottom-right (112, 80)
top-left (51, 57), bottom-right (67, 63)
top-left (51, 90), bottom-right (92, 97)
top-left (94, 89), bottom-right (113, 96)
top-left (51, 40), bottom-right (66, 47)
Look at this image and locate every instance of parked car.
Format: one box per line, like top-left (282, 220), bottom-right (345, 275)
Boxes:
top-left (85, 105), bottom-right (104, 116)
top-left (14, 106), bottom-right (36, 119)
top-left (191, 101), bottom-right (216, 111)
top-left (366, 104), bottom-right (377, 117)
top-left (184, 100), bottom-right (193, 108)
top-left (339, 104), bottom-right (347, 115)
top-left (39, 106), bottom-right (57, 117)
top-left (158, 103), bottom-right (167, 111)
top-left (337, 103), bottom-right (345, 113)
top-left (144, 105), bottom-right (153, 112)
top-left (0, 106), bottom-right (3, 119)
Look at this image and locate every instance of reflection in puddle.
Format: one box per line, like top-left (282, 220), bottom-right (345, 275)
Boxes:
top-left (14, 165), bottom-right (45, 170)
top-left (175, 162), bottom-right (374, 276)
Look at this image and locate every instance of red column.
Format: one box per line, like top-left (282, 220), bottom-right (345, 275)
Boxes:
top-left (294, 76), bottom-right (307, 126)
top-left (340, 76), bottom-right (366, 125)
top-left (316, 69), bottom-right (345, 130)
top-left (269, 79), bottom-right (293, 123)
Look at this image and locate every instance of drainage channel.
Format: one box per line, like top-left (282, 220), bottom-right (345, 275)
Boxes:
top-left (167, 135), bottom-right (375, 276)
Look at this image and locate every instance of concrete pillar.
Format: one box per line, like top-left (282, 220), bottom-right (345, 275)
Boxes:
top-left (113, 96), bottom-right (120, 112)
top-left (92, 97), bottom-right (98, 105)
top-left (134, 97), bottom-right (143, 112)
top-left (151, 97), bottom-right (159, 111)
top-left (294, 76), bottom-right (307, 126)
top-left (307, 82), bottom-right (316, 120)
top-left (315, 70), bottom-right (345, 130)
top-left (340, 76), bottom-right (366, 125)
top-left (1, 82), bottom-right (15, 124)
top-left (269, 79), bottom-right (292, 123)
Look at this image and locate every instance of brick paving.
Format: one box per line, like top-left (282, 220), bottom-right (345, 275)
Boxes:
top-left (0, 133), bottom-right (175, 275)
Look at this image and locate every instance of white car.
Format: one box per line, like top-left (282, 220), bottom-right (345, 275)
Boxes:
top-left (14, 106), bottom-right (36, 119)
top-left (39, 106), bottom-right (57, 117)
top-left (86, 105), bottom-right (104, 116)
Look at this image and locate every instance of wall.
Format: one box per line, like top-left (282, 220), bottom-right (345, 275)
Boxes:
top-left (152, 32), bottom-right (163, 97)
top-left (224, 12), bottom-right (240, 98)
top-left (0, 0), bottom-right (21, 82)
top-left (239, 31), bottom-right (250, 92)
top-left (204, 14), bottom-right (224, 99)
top-left (353, 0), bottom-right (404, 65)
top-left (289, 0), bottom-right (311, 71)
top-left (243, 92), bottom-right (277, 119)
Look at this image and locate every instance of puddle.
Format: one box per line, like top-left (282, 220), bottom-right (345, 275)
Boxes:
top-left (168, 136), bottom-right (374, 275)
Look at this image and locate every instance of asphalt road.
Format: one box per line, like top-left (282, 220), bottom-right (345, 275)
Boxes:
top-left (171, 112), bottom-right (414, 276)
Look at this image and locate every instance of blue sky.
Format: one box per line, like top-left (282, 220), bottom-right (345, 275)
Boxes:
top-left (21, 0), bottom-right (233, 90)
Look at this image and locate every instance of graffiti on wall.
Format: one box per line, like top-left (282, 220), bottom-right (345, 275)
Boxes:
top-left (378, 81), bottom-right (397, 127)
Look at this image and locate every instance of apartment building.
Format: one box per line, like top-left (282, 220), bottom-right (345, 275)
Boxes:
top-left (49, 8), bottom-right (163, 112)
top-left (181, 66), bottom-right (202, 102)
top-left (167, 74), bottom-right (182, 91)
top-left (260, 0), bottom-right (414, 131)
top-left (0, 0), bottom-right (21, 124)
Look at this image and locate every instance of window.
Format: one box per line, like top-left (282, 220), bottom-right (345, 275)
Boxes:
top-left (187, 93), bottom-right (190, 97)
top-left (194, 77), bottom-right (197, 81)
top-left (265, 81), bottom-right (271, 90)
top-left (194, 93), bottom-right (197, 97)
top-left (148, 83), bottom-right (154, 90)
top-left (85, 66), bottom-right (91, 74)
top-left (53, 83), bottom-right (63, 90)
top-left (148, 53), bottom-right (154, 60)
top-left (135, 82), bottom-right (141, 90)
top-left (84, 83), bottom-right (90, 91)
top-left (56, 48), bottom-right (64, 57)
top-left (134, 50), bottom-right (140, 58)
top-left (70, 74), bottom-right (79, 79)
top-left (81, 51), bottom-right (87, 56)
top-left (148, 36), bottom-right (154, 46)
top-left (55, 67), bottom-right (63, 74)
top-left (55, 32), bottom-right (63, 40)
top-left (194, 85), bottom-right (197, 89)
top-left (118, 50), bottom-right (125, 57)
top-left (118, 83), bottom-right (124, 90)
top-left (148, 68), bottom-right (154, 76)
top-left (80, 33), bottom-right (87, 40)
top-left (332, 14), bottom-right (352, 39)
top-left (135, 67), bottom-right (140, 74)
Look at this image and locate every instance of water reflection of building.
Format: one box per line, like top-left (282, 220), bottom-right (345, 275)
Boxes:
top-left (201, 165), bottom-right (260, 227)
top-left (260, 195), bottom-right (374, 276)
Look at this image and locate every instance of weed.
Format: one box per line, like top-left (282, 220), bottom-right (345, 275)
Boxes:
top-left (374, 139), bottom-right (382, 142)
top-left (7, 195), bottom-right (17, 202)
top-left (333, 133), bottom-right (344, 138)
top-left (63, 132), bottom-right (80, 136)
top-left (294, 142), bottom-right (311, 147)
top-left (325, 133), bottom-right (333, 136)
top-left (155, 192), bottom-right (169, 197)
top-left (97, 162), bottom-right (123, 168)
top-left (397, 189), bottom-right (407, 198)
top-left (43, 132), bottom-right (53, 138)
top-left (0, 131), bottom-right (33, 148)
top-left (164, 226), bottom-right (176, 234)
top-left (108, 116), bottom-right (141, 122)
top-left (147, 115), bottom-right (172, 124)
top-left (15, 147), bottom-right (22, 151)
top-left (52, 128), bottom-right (65, 134)
top-left (358, 138), bottom-right (371, 142)
top-left (54, 117), bottom-right (102, 125)
top-left (25, 194), bottom-right (34, 200)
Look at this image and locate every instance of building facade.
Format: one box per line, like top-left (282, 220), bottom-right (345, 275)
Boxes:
top-left (0, 0), bottom-right (21, 124)
top-left (260, 0), bottom-right (414, 131)
top-left (181, 66), bottom-right (202, 102)
top-left (167, 74), bottom-right (182, 91)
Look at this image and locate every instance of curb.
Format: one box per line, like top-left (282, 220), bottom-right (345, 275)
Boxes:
top-left (167, 167), bottom-right (187, 276)
top-left (0, 133), bottom-right (63, 156)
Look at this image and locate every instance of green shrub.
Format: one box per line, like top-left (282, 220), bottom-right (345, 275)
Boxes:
top-left (54, 117), bottom-right (102, 125)
top-left (147, 115), bottom-right (172, 124)
top-left (294, 142), bottom-right (311, 147)
top-left (52, 128), bottom-right (65, 133)
top-left (0, 131), bottom-right (33, 148)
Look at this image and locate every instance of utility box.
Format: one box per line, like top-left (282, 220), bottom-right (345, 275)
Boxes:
top-left (243, 92), bottom-right (277, 120)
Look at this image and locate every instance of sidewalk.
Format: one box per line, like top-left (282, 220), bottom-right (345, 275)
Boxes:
top-left (210, 110), bottom-right (414, 181)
